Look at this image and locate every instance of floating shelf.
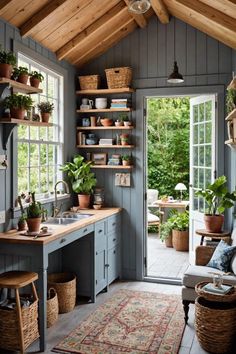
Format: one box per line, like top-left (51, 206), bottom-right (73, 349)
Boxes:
top-left (77, 126), bottom-right (134, 130)
top-left (0, 118), bottom-right (53, 127)
top-left (77, 145), bottom-right (134, 148)
top-left (225, 139), bottom-right (236, 146)
top-left (225, 109), bottom-right (236, 121)
top-left (91, 165), bottom-right (133, 169)
top-left (77, 108), bottom-right (132, 113)
top-left (0, 77), bottom-right (43, 94)
top-left (76, 88), bottom-right (135, 95)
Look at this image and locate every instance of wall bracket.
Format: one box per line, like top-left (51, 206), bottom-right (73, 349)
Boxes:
top-left (2, 123), bottom-right (17, 150)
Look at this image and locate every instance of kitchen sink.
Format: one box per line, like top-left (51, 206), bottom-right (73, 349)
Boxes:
top-left (44, 213), bottom-right (93, 225)
top-left (62, 213), bottom-right (92, 219)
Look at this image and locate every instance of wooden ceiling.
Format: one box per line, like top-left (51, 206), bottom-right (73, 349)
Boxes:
top-left (0, 0), bottom-right (235, 67)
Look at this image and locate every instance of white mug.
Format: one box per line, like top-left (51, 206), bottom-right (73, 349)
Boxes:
top-left (95, 98), bottom-right (107, 109)
top-left (82, 98), bottom-right (93, 108)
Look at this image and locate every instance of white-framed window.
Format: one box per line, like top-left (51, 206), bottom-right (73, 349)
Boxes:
top-left (17, 53), bottom-right (64, 198)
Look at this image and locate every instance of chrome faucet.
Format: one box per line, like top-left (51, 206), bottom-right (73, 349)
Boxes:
top-left (53, 180), bottom-right (70, 217)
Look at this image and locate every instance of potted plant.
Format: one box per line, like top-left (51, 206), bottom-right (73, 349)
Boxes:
top-left (4, 94), bottom-right (33, 120)
top-left (13, 66), bottom-right (29, 85)
top-left (160, 221), bottom-right (173, 248)
top-left (196, 175), bottom-right (236, 233)
top-left (17, 196), bottom-right (27, 231)
top-left (60, 155), bottom-right (97, 209)
top-left (171, 211), bottom-right (189, 251)
top-left (37, 101), bottom-right (54, 123)
top-left (121, 154), bottom-right (131, 166)
top-left (119, 113), bottom-right (131, 127)
top-left (0, 46), bottom-right (16, 79)
top-left (29, 70), bottom-right (44, 88)
top-left (120, 133), bottom-right (129, 146)
top-left (26, 192), bottom-right (43, 232)
top-left (115, 117), bottom-right (124, 127)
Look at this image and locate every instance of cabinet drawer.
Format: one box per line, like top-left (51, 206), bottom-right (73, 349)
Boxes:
top-left (95, 221), bottom-right (106, 237)
top-left (107, 214), bottom-right (120, 233)
top-left (107, 231), bottom-right (120, 249)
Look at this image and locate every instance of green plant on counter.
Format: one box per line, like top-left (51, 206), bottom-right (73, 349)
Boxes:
top-left (4, 94), bottom-right (33, 110)
top-left (37, 101), bottom-right (54, 114)
top-left (60, 155), bottom-right (96, 194)
top-left (26, 192), bottom-right (43, 218)
top-left (226, 89), bottom-right (236, 114)
top-left (0, 46), bottom-right (16, 65)
top-left (29, 70), bottom-right (44, 82)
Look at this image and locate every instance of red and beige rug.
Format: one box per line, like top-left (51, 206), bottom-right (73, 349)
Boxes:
top-left (53, 289), bottom-right (185, 354)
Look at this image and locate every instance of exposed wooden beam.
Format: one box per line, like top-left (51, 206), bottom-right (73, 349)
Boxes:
top-left (75, 20), bottom-right (137, 67)
top-left (20, 0), bottom-right (68, 37)
top-left (165, 0), bottom-right (236, 49)
top-left (0, 0), bottom-right (13, 13)
top-left (150, 0), bottom-right (170, 24)
top-left (123, 0), bottom-right (147, 28)
top-left (199, 0), bottom-right (236, 20)
top-left (56, 2), bottom-right (126, 60)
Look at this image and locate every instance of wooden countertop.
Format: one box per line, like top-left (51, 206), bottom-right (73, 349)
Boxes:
top-left (0, 208), bottom-right (121, 245)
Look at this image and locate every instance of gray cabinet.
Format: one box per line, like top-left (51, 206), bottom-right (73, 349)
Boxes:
top-left (95, 213), bottom-right (121, 295)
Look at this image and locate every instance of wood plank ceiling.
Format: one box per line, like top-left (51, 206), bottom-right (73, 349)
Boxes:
top-left (0, 0), bottom-right (235, 67)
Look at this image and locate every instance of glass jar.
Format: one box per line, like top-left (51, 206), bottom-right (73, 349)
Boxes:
top-left (93, 187), bottom-right (104, 206)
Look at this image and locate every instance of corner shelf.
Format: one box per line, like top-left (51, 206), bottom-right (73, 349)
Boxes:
top-left (76, 88), bottom-right (135, 95)
top-left (76, 108), bottom-right (132, 113)
top-left (77, 126), bottom-right (134, 130)
top-left (0, 78), bottom-right (43, 94)
top-left (77, 145), bottom-right (134, 149)
top-left (91, 165), bottom-right (133, 169)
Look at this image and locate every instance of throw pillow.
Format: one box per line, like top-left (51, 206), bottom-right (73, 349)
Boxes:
top-left (207, 240), bottom-right (236, 272)
top-left (230, 254), bottom-right (236, 275)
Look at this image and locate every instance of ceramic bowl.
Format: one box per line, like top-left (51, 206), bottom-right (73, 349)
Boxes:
top-left (101, 118), bottom-right (113, 126)
top-left (93, 204), bottom-right (102, 210)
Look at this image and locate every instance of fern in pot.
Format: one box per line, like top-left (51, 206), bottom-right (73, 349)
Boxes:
top-left (26, 192), bottom-right (43, 233)
top-left (61, 155), bottom-right (97, 209)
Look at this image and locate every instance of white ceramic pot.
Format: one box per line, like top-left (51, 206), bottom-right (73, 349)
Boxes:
top-left (95, 98), bottom-right (107, 109)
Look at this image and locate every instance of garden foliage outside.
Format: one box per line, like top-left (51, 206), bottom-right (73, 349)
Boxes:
top-left (147, 97), bottom-right (190, 199)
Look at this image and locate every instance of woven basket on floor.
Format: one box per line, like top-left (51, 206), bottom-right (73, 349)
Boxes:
top-left (47, 287), bottom-right (59, 328)
top-left (105, 67), bottom-right (132, 89)
top-left (0, 297), bottom-right (39, 351)
top-left (195, 296), bottom-right (236, 353)
top-left (78, 75), bottom-right (100, 90)
top-left (48, 273), bottom-right (76, 313)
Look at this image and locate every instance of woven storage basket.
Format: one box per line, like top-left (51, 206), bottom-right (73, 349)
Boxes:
top-left (47, 287), bottom-right (59, 328)
top-left (105, 67), bottom-right (132, 89)
top-left (0, 297), bottom-right (39, 351)
top-left (195, 296), bottom-right (236, 353)
top-left (78, 75), bottom-right (100, 90)
top-left (48, 272), bottom-right (76, 313)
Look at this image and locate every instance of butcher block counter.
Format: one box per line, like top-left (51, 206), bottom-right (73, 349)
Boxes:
top-left (0, 207), bottom-right (122, 352)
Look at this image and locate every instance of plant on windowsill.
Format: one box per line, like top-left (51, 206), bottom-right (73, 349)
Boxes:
top-left (0, 46), bottom-right (16, 79)
top-left (37, 101), bottom-right (54, 123)
top-left (4, 93), bottom-right (33, 120)
top-left (60, 155), bottom-right (97, 209)
top-left (196, 175), bottom-right (236, 233)
top-left (26, 192), bottom-right (43, 233)
top-left (13, 66), bottom-right (29, 85)
top-left (17, 195), bottom-right (27, 231)
top-left (29, 70), bottom-right (44, 88)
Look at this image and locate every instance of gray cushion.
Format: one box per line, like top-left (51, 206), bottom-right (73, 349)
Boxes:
top-left (231, 254), bottom-right (236, 275)
top-left (182, 264), bottom-right (236, 288)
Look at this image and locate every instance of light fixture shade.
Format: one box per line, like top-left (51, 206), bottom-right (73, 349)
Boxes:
top-left (227, 77), bottom-right (236, 90)
top-left (128, 0), bottom-right (151, 14)
top-left (167, 61), bottom-right (184, 84)
top-left (174, 183), bottom-right (187, 191)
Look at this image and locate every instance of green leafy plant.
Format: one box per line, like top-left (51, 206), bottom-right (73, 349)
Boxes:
top-left (160, 210), bottom-right (189, 242)
top-left (196, 175), bottom-right (236, 215)
top-left (13, 66), bottom-right (29, 76)
top-left (37, 101), bottom-right (54, 114)
top-left (0, 46), bottom-right (16, 65)
top-left (30, 70), bottom-right (44, 82)
top-left (118, 113), bottom-right (129, 122)
top-left (60, 155), bottom-right (96, 194)
top-left (26, 192), bottom-right (42, 218)
top-left (226, 89), bottom-right (236, 114)
top-left (160, 220), bottom-right (173, 241)
top-left (121, 154), bottom-right (131, 161)
top-left (4, 94), bottom-right (33, 110)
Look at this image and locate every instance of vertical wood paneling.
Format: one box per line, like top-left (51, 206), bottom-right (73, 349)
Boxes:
top-left (157, 22), bottom-right (167, 78)
top-left (139, 28), bottom-right (148, 78)
top-left (147, 18), bottom-right (158, 78)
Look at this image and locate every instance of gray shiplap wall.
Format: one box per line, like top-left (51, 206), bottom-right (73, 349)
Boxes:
top-left (80, 16), bottom-right (234, 279)
top-left (0, 18), bottom-right (77, 233)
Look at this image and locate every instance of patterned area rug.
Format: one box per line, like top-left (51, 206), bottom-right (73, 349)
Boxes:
top-left (53, 289), bottom-right (185, 354)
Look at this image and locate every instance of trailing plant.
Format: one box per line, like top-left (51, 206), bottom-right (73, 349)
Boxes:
top-left (226, 88), bottom-right (236, 114)
top-left (30, 70), bottom-right (44, 82)
top-left (37, 101), bottom-right (54, 114)
top-left (195, 175), bottom-right (236, 215)
top-left (13, 66), bottom-right (29, 76)
top-left (60, 155), bottom-right (96, 194)
top-left (4, 94), bottom-right (33, 110)
top-left (26, 192), bottom-right (43, 218)
top-left (0, 46), bottom-right (16, 65)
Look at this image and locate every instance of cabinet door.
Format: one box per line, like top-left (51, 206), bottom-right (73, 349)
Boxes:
top-left (107, 244), bottom-right (120, 284)
top-left (95, 220), bottom-right (107, 294)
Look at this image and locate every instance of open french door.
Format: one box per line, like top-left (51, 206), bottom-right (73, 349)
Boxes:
top-left (189, 95), bottom-right (217, 263)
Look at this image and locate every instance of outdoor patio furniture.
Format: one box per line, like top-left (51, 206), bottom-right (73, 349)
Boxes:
top-left (147, 189), bottom-right (162, 228)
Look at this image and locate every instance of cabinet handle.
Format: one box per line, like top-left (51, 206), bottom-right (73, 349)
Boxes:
top-left (60, 238), bottom-right (66, 244)
top-left (105, 264), bottom-right (110, 267)
top-left (96, 251), bottom-right (98, 255)
top-left (113, 250), bottom-right (116, 254)
top-left (96, 280), bottom-right (97, 284)
top-left (113, 238), bottom-right (116, 242)
top-left (98, 229), bottom-right (102, 233)
top-left (83, 228), bottom-right (88, 233)
top-left (112, 222), bottom-right (116, 226)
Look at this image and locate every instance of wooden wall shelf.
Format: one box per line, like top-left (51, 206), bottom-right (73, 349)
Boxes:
top-left (225, 108), bottom-right (236, 121)
top-left (76, 88), bottom-right (135, 95)
top-left (91, 165), bottom-right (133, 169)
top-left (77, 108), bottom-right (132, 113)
top-left (77, 145), bottom-right (134, 149)
top-left (0, 118), bottom-right (53, 127)
top-left (0, 78), bottom-right (43, 94)
top-left (77, 126), bottom-right (134, 130)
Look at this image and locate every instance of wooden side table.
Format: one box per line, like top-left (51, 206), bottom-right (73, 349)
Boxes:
top-left (195, 229), bottom-right (231, 245)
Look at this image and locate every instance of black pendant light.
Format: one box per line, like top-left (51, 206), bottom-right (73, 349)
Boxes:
top-left (167, 20), bottom-right (184, 84)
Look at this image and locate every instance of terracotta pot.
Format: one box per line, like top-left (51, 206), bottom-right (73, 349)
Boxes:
top-left (10, 107), bottom-right (25, 120)
top-left (172, 229), bottom-right (189, 251)
top-left (100, 118), bottom-right (113, 126)
top-left (18, 220), bottom-right (27, 231)
top-left (165, 233), bottom-right (173, 248)
top-left (122, 160), bottom-right (130, 166)
top-left (0, 63), bottom-right (13, 79)
top-left (41, 112), bottom-right (50, 123)
top-left (17, 74), bottom-right (29, 85)
top-left (30, 77), bottom-right (40, 88)
top-left (204, 214), bottom-right (224, 233)
top-left (27, 217), bottom-right (42, 233)
top-left (78, 194), bottom-right (90, 209)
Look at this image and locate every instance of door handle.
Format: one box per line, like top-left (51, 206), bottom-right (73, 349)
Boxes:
top-left (98, 229), bottom-right (102, 233)
top-left (60, 238), bottom-right (66, 244)
top-left (83, 228), bottom-right (88, 233)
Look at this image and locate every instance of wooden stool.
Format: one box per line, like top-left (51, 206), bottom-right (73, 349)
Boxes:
top-left (0, 271), bottom-right (39, 354)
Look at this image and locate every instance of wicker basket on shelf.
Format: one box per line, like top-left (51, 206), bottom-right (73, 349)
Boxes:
top-left (105, 67), bottom-right (132, 88)
top-left (47, 288), bottom-right (59, 328)
top-left (0, 296), bottom-right (39, 351)
top-left (78, 75), bottom-right (100, 90)
top-left (48, 272), bottom-right (76, 313)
